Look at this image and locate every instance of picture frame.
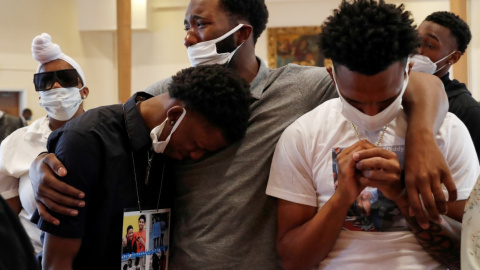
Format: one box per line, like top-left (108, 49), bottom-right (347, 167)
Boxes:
top-left (267, 26), bottom-right (330, 68)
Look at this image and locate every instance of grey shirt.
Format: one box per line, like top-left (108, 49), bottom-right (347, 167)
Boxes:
top-left (145, 59), bottom-right (337, 269)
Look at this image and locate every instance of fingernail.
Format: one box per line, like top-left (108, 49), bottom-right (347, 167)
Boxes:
top-left (71, 210), bottom-right (78, 216)
top-left (353, 153), bottom-right (359, 160)
top-left (421, 223), bottom-right (430, 230)
top-left (78, 192), bottom-right (85, 199)
top-left (58, 167), bottom-right (66, 175)
top-left (78, 201), bottom-right (85, 208)
top-left (53, 220), bottom-right (60, 226)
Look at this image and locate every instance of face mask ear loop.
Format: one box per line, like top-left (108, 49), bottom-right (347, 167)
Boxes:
top-left (433, 50), bottom-right (457, 73)
top-left (169, 108), bottom-right (186, 135)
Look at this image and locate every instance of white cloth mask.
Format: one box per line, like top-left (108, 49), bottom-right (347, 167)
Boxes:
top-left (150, 108), bottom-right (186, 153)
top-left (333, 64), bottom-right (410, 132)
top-left (39, 87), bottom-right (84, 121)
top-left (409, 51), bottom-right (456, 74)
top-left (187, 24), bottom-right (244, 67)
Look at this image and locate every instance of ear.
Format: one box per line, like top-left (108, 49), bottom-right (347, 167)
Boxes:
top-left (326, 66), bottom-right (336, 87)
top-left (80, 87), bottom-right (90, 99)
top-left (407, 62), bottom-right (414, 76)
top-left (166, 106), bottom-right (185, 125)
top-left (449, 51), bottom-right (462, 65)
top-left (236, 24), bottom-right (253, 45)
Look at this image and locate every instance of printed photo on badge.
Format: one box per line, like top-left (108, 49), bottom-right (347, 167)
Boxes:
top-left (121, 209), bottom-right (171, 270)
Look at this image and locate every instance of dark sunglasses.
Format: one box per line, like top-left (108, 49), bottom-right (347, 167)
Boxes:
top-left (33, 69), bottom-right (82, 91)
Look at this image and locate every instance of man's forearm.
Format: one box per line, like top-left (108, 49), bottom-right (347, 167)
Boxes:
top-left (402, 71), bottom-right (448, 134)
top-left (396, 201), bottom-right (461, 270)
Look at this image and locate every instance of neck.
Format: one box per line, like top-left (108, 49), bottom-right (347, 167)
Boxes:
top-left (48, 117), bottom-right (67, 131)
top-left (138, 94), bottom-right (169, 130)
top-left (48, 105), bottom-right (84, 131)
top-left (434, 65), bottom-right (450, 79)
top-left (229, 42), bottom-right (259, 83)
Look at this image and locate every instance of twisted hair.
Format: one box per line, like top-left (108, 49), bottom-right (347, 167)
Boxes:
top-left (320, 0), bottom-right (420, 75)
top-left (425, 11), bottom-right (471, 54)
top-left (219, 0), bottom-right (269, 44)
top-left (169, 65), bottom-right (251, 143)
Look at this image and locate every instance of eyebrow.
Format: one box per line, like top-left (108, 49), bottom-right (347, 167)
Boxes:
top-left (184, 14), bottom-right (206, 24)
top-left (426, 33), bottom-right (440, 42)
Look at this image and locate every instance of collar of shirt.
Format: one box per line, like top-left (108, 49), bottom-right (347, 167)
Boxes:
top-left (24, 116), bottom-right (51, 141)
top-left (123, 92), bottom-right (154, 152)
top-left (250, 57), bottom-right (270, 100)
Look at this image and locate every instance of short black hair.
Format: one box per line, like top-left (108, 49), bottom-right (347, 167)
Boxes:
top-left (126, 225), bottom-right (133, 232)
top-left (219, 0), bottom-right (269, 44)
top-left (320, 0), bottom-right (420, 75)
top-left (425, 11), bottom-right (471, 54)
top-left (138, 215), bottom-right (146, 222)
top-left (169, 65), bottom-right (251, 144)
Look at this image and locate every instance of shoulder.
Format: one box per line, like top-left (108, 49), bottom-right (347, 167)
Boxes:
top-left (61, 104), bottom-right (123, 133)
top-left (271, 64), bottom-right (330, 82)
top-left (282, 98), bottom-right (341, 140)
top-left (144, 77), bottom-right (173, 96)
top-left (1, 125), bottom-right (28, 145)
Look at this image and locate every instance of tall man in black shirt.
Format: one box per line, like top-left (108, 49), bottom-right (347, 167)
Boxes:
top-left (416, 11), bottom-right (480, 161)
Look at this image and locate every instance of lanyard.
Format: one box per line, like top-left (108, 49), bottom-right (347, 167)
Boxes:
top-left (129, 151), bottom-right (165, 212)
top-left (122, 102), bottom-right (165, 212)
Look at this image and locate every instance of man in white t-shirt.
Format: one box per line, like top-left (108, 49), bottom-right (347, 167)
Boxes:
top-left (266, 1), bottom-right (479, 269)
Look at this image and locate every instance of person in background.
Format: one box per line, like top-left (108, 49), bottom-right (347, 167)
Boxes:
top-left (0, 33), bottom-right (89, 256)
top-left (30, 0), bottom-right (457, 268)
top-left (267, 1), bottom-right (478, 269)
top-left (21, 108), bottom-right (33, 126)
top-left (0, 110), bottom-right (24, 143)
top-left (413, 11), bottom-right (480, 161)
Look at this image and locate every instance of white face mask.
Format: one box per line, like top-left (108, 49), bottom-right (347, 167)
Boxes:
top-left (39, 87), bottom-right (84, 121)
top-left (187, 24), bottom-right (244, 67)
top-left (409, 51), bottom-right (456, 74)
top-left (150, 108), bottom-right (186, 153)
top-left (333, 64), bottom-right (410, 132)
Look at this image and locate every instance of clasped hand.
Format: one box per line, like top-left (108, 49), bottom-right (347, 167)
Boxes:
top-left (335, 140), bottom-right (403, 205)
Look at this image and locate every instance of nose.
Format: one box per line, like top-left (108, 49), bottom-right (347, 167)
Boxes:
top-left (184, 32), bottom-right (199, 48)
top-left (189, 149), bottom-right (206, 160)
top-left (51, 80), bottom-right (62, 89)
top-left (417, 46), bottom-right (424, 55)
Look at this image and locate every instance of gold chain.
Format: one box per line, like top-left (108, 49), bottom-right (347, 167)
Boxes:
top-left (351, 122), bottom-right (389, 147)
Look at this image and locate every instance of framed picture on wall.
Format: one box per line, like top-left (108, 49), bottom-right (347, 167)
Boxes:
top-left (267, 26), bottom-right (331, 68)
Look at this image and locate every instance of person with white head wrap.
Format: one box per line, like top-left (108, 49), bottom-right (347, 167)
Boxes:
top-left (32, 33), bottom-right (86, 86)
top-left (32, 33), bottom-right (89, 122)
top-left (0, 33), bottom-right (89, 258)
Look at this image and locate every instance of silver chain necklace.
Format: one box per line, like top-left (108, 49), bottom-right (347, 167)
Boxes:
top-left (130, 150), bottom-right (165, 212)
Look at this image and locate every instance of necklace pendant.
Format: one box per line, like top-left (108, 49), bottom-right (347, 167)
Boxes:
top-left (145, 156), bottom-right (153, 184)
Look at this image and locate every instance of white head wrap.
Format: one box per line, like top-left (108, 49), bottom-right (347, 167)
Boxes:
top-left (31, 33), bottom-right (86, 86)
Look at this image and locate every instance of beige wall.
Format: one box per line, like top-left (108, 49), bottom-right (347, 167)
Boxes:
top-left (0, 0), bottom-right (478, 120)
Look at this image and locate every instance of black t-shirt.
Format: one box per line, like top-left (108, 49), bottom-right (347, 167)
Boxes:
top-left (32, 93), bottom-right (173, 269)
top-left (442, 73), bottom-right (480, 162)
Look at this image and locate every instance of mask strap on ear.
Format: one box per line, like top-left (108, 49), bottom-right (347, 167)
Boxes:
top-left (208, 24), bottom-right (244, 44)
top-left (434, 50), bottom-right (457, 65)
top-left (167, 108), bottom-right (186, 135)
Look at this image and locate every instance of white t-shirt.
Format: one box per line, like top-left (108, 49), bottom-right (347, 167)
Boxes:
top-left (267, 98), bottom-right (479, 269)
top-left (462, 175), bottom-right (480, 269)
top-left (0, 116), bottom-right (51, 254)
